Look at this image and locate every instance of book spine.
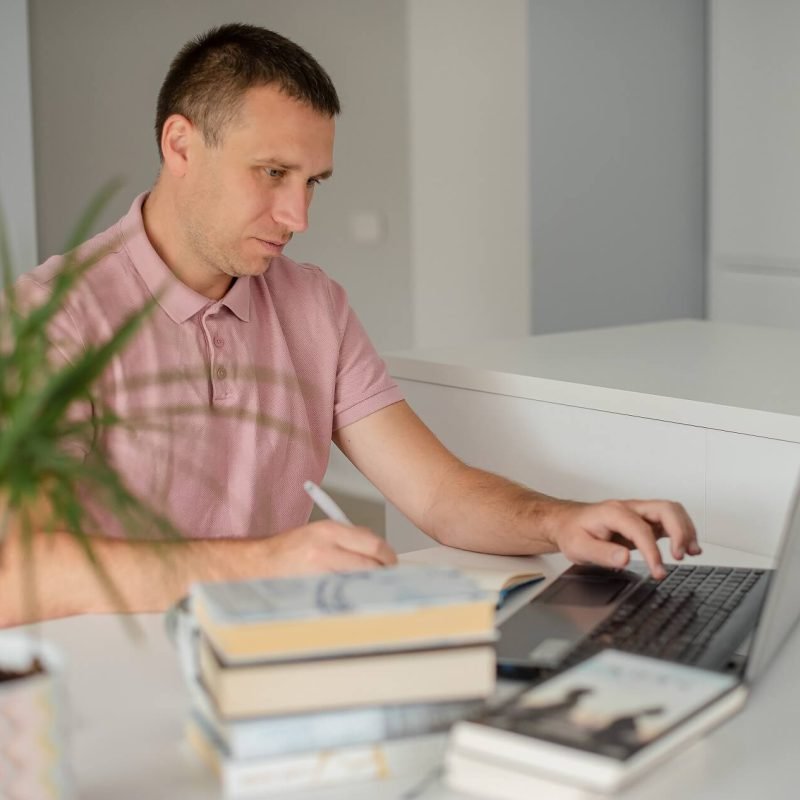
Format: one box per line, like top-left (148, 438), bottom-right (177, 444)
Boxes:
top-left (209, 707), bottom-right (384, 760)
top-left (445, 748), bottom-right (588, 800)
top-left (199, 699), bottom-right (483, 760)
top-left (384, 699), bottom-right (485, 740)
top-left (222, 745), bottom-right (388, 798)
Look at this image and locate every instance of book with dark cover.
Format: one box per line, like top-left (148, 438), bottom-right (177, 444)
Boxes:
top-left (447, 649), bottom-right (746, 794)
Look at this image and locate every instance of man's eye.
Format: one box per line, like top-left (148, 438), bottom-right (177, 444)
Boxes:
top-left (266, 168), bottom-right (284, 179)
top-left (307, 177), bottom-right (321, 188)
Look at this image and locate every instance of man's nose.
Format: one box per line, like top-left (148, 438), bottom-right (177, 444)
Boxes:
top-left (272, 187), bottom-right (310, 233)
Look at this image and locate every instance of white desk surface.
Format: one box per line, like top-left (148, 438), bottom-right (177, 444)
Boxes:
top-left (384, 319), bottom-right (800, 442)
top-left (35, 541), bottom-right (794, 800)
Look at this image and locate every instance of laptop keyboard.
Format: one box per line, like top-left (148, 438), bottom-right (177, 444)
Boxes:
top-left (563, 564), bottom-right (766, 667)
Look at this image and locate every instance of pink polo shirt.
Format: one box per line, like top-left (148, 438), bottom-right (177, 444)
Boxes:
top-left (17, 194), bottom-right (403, 539)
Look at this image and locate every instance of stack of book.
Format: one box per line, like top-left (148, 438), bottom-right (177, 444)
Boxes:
top-left (182, 564), bottom-right (499, 798)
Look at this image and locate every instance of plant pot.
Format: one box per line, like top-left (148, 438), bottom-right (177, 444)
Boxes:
top-left (0, 632), bottom-right (72, 798)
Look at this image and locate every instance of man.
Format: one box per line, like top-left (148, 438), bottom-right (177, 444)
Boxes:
top-left (2, 24), bottom-right (699, 625)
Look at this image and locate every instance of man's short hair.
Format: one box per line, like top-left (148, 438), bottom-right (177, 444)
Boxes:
top-left (155, 23), bottom-right (340, 159)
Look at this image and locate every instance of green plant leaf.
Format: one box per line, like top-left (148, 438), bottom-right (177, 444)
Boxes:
top-left (0, 182), bottom-right (189, 623)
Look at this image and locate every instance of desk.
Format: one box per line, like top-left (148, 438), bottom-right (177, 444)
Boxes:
top-left (384, 320), bottom-right (800, 556)
top-left (36, 542), bottom-right (795, 800)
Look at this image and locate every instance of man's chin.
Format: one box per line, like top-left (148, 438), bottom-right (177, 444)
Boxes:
top-left (256, 255), bottom-right (275, 274)
top-left (232, 257), bottom-right (273, 278)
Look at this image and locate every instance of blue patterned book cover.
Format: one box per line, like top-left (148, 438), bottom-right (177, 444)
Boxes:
top-left (192, 564), bottom-right (491, 623)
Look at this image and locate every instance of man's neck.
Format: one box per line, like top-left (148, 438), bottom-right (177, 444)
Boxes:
top-left (141, 187), bottom-right (232, 301)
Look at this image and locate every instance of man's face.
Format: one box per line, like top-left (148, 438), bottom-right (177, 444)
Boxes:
top-left (179, 84), bottom-right (335, 285)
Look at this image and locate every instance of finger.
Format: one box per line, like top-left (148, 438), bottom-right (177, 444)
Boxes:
top-left (327, 547), bottom-right (390, 572)
top-left (567, 529), bottom-right (633, 571)
top-left (626, 501), bottom-right (700, 559)
top-left (309, 521), bottom-right (398, 566)
top-left (329, 525), bottom-right (398, 566)
top-left (676, 503), bottom-right (702, 555)
top-left (598, 504), bottom-right (667, 579)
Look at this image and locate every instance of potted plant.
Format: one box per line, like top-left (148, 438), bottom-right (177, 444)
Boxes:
top-left (0, 182), bottom-right (182, 798)
top-left (0, 630), bottom-right (69, 796)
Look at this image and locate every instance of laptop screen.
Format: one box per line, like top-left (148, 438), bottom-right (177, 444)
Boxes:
top-left (745, 477), bottom-right (800, 683)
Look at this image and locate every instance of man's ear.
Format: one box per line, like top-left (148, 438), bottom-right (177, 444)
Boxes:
top-left (160, 114), bottom-right (195, 177)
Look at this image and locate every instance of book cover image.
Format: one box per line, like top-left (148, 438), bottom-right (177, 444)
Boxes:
top-left (482, 650), bottom-right (738, 760)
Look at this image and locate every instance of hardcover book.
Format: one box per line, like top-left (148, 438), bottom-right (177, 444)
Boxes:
top-left (192, 684), bottom-right (484, 759)
top-left (199, 636), bottom-right (496, 718)
top-left (186, 713), bottom-right (388, 798)
top-left (446, 649), bottom-right (746, 795)
top-left (191, 565), bottom-right (494, 663)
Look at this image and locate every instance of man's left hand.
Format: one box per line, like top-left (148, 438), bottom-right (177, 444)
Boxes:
top-left (550, 499), bottom-right (701, 580)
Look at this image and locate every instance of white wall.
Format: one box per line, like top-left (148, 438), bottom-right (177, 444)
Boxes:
top-left (0, 0), bottom-right (38, 274)
top-left (528, 0), bottom-right (707, 334)
top-left (407, 0), bottom-right (532, 348)
top-left (708, 0), bottom-right (800, 328)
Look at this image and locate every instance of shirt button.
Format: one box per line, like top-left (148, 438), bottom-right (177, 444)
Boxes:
top-left (216, 366), bottom-right (227, 380)
top-left (213, 337), bottom-right (224, 348)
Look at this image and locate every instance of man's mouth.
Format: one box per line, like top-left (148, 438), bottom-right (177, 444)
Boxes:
top-left (256, 238), bottom-right (289, 253)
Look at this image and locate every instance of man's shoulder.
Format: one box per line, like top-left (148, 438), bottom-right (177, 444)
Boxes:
top-left (261, 255), bottom-right (346, 306)
top-left (265, 254), bottom-right (329, 284)
top-left (18, 224), bottom-right (128, 293)
top-left (14, 222), bottom-right (141, 337)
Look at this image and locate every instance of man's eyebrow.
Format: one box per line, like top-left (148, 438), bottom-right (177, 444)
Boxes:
top-left (256, 159), bottom-right (333, 180)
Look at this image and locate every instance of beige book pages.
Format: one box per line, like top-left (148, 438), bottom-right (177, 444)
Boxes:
top-left (459, 567), bottom-right (544, 594)
top-left (398, 552), bottom-right (543, 598)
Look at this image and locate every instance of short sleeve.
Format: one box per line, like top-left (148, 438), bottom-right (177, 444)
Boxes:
top-left (327, 279), bottom-right (404, 431)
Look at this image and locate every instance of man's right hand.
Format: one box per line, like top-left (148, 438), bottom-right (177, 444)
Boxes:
top-left (252, 520), bottom-right (397, 577)
top-left (0, 520), bottom-right (398, 626)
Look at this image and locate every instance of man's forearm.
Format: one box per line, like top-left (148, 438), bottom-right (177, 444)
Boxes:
top-left (423, 462), bottom-right (576, 555)
top-left (0, 512), bottom-right (405, 627)
top-left (0, 526), bottom-right (243, 627)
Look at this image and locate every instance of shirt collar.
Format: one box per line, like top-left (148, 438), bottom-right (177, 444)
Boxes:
top-left (119, 193), bottom-right (251, 324)
top-left (220, 276), bottom-right (251, 322)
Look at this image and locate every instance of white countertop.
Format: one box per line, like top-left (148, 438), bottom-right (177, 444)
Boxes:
top-left (384, 320), bottom-right (800, 442)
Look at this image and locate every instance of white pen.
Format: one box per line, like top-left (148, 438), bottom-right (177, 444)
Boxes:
top-left (303, 480), bottom-right (353, 526)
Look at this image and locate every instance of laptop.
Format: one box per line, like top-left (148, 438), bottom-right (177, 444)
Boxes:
top-left (496, 479), bottom-right (800, 683)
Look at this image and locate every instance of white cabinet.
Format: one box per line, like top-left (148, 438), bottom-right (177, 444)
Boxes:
top-left (385, 320), bottom-right (800, 556)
